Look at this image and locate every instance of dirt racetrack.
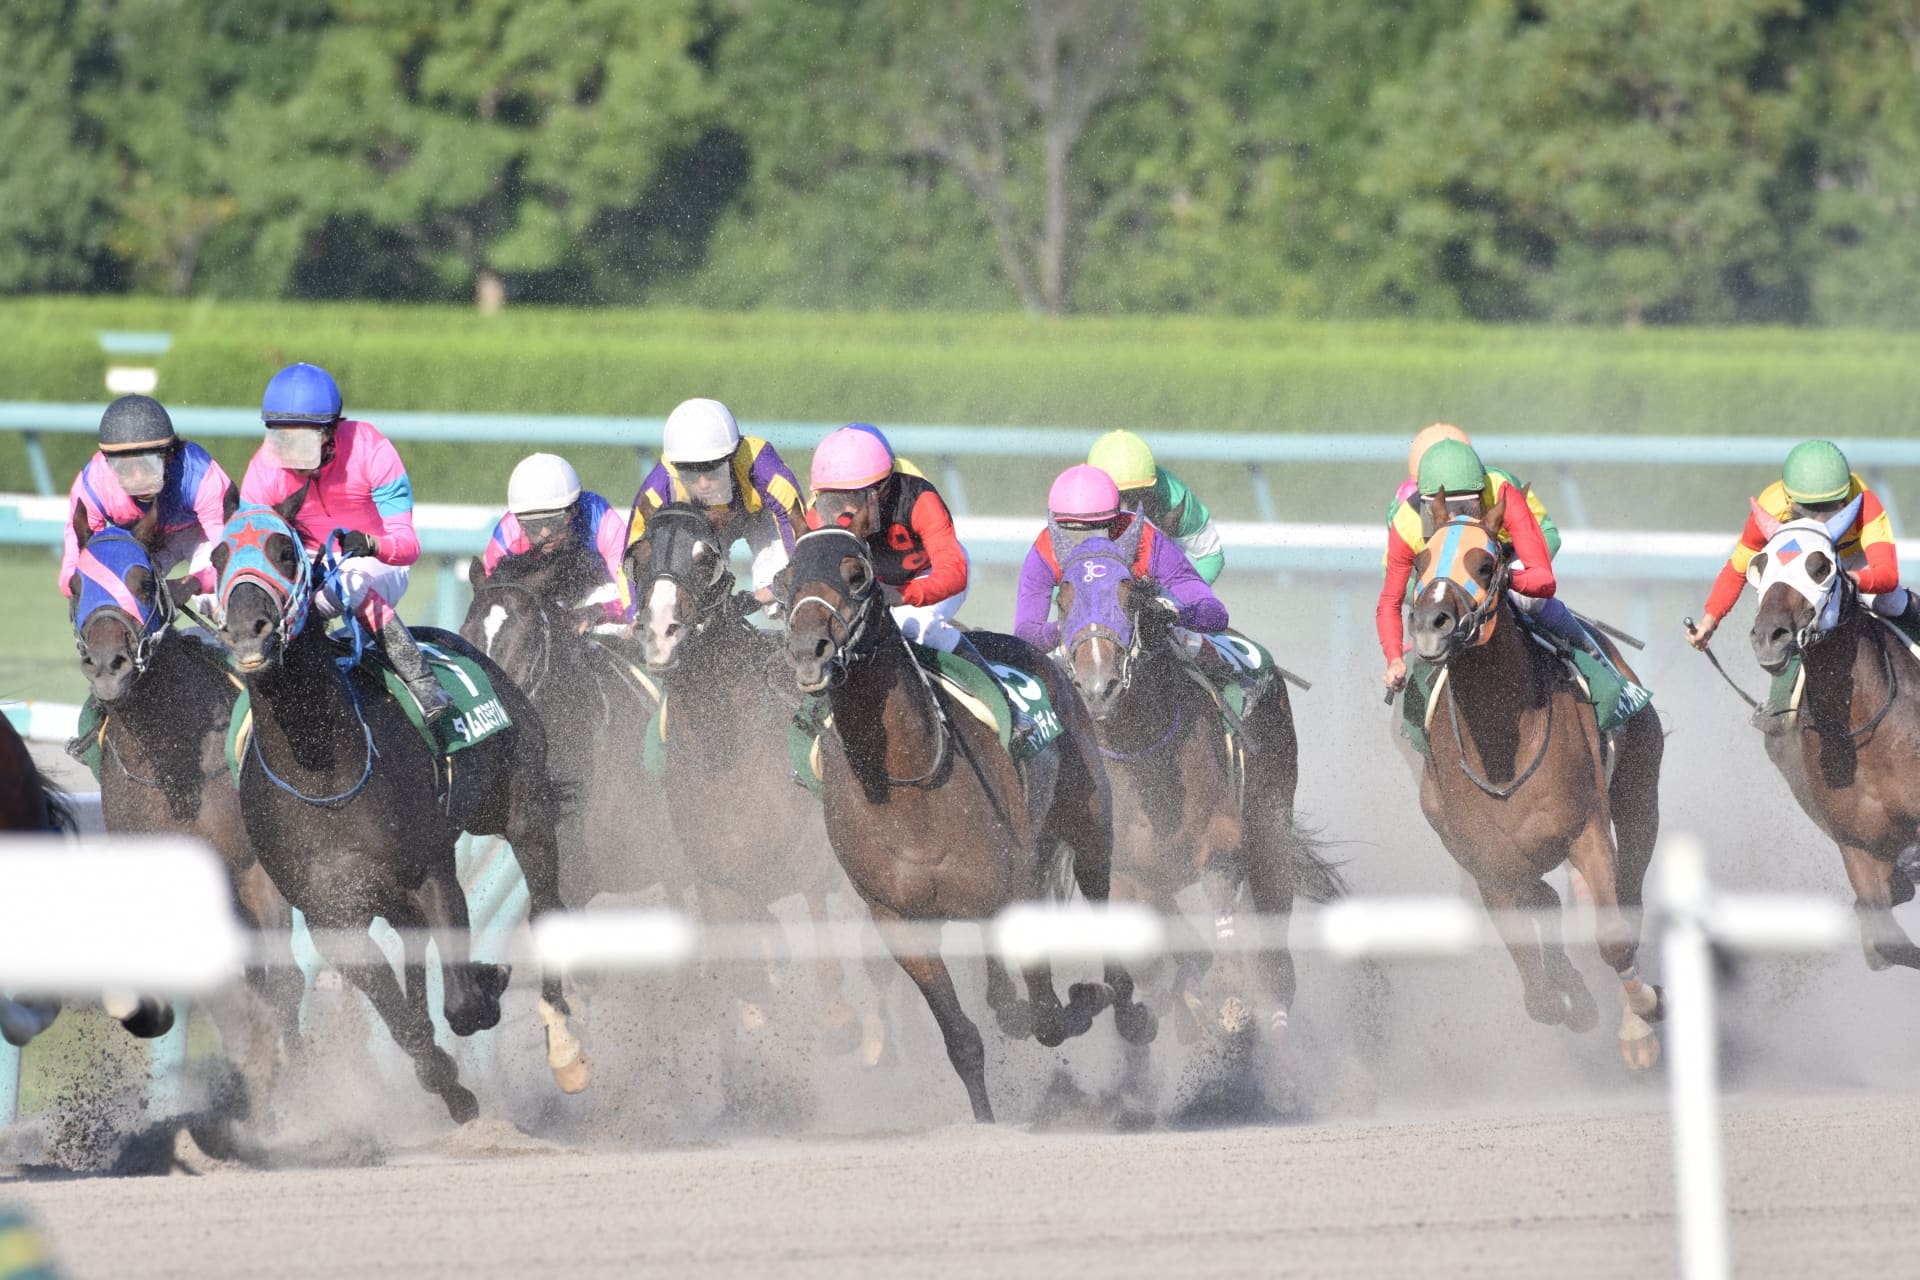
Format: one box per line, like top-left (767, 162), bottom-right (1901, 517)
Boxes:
top-left (4, 1091), bottom-right (1916, 1278)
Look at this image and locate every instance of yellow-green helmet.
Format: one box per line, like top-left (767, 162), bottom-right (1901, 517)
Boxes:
top-left (1088, 430), bottom-right (1157, 491)
top-left (1782, 440), bottom-right (1851, 505)
top-left (1416, 438), bottom-right (1488, 497)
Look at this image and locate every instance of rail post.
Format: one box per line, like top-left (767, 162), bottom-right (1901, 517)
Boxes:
top-left (1660, 836), bottom-right (1729, 1280)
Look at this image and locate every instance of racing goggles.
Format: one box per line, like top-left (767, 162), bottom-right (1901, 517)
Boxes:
top-left (265, 424), bottom-right (328, 471)
top-left (518, 509), bottom-right (572, 542)
top-left (103, 447), bottom-right (168, 498)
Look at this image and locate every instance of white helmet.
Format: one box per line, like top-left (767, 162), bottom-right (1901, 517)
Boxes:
top-left (661, 398), bottom-right (741, 465)
top-left (507, 453), bottom-right (582, 515)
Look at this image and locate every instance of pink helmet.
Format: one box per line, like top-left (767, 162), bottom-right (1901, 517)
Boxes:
top-left (1048, 464), bottom-right (1121, 522)
top-left (810, 425), bottom-right (894, 492)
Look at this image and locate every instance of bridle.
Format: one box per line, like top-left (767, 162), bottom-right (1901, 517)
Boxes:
top-left (477, 577), bottom-right (557, 698)
top-left (633, 509), bottom-right (737, 641)
top-left (1413, 518), bottom-right (1510, 662)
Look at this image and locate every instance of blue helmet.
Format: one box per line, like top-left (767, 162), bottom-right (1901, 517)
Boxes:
top-left (845, 422), bottom-right (894, 453)
top-left (261, 363), bottom-right (343, 424)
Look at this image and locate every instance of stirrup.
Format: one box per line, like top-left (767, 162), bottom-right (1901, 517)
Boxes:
top-left (408, 680), bottom-right (453, 727)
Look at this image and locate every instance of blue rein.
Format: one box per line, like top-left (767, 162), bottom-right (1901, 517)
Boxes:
top-left (248, 671), bottom-right (378, 807)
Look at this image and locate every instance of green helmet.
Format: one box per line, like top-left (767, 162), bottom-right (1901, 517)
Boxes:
top-left (1088, 430), bottom-right (1157, 491)
top-left (1782, 440), bottom-right (1851, 505)
top-left (1416, 438), bottom-right (1487, 497)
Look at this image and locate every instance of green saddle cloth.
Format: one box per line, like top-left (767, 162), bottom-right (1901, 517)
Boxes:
top-left (769, 643), bottom-right (1065, 797)
top-left (1400, 631), bottom-right (1651, 758)
top-left (225, 630), bottom-right (511, 784)
top-left (1197, 630), bottom-right (1278, 722)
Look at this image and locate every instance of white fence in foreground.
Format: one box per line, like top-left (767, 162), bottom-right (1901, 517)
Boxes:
top-left (0, 830), bottom-right (1858, 1280)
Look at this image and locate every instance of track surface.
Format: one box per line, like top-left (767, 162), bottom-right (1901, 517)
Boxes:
top-left (4, 1092), bottom-right (1915, 1278)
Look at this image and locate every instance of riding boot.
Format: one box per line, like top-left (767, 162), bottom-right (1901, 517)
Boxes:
top-left (953, 635), bottom-right (1038, 751)
top-left (377, 615), bottom-right (453, 727)
top-left (1534, 598), bottom-right (1651, 721)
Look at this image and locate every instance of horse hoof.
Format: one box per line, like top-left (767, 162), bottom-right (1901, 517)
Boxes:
top-left (859, 1010), bottom-right (889, 1069)
top-left (1864, 943), bottom-right (1892, 972)
top-left (1562, 984), bottom-right (1600, 1035)
top-left (1619, 1033), bottom-right (1661, 1071)
top-left (994, 1000), bottom-right (1033, 1041)
top-left (120, 998), bottom-right (175, 1040)
top-left (444, 1085), bottom-right (481, 1124)
top-left (820, 1002), bottom-right (864, 1055)
top-left (1643, 984), bottom-right (1667, 1025)
top-left (551, 1054), bottom-right (592, 1095)
top-left (1068, 981), bottom-right (1112, 1019)
top-left (1114, 1001), bottom-right (1159, 1046)
top-left (1219, 997), bottom-right (1252, 1035)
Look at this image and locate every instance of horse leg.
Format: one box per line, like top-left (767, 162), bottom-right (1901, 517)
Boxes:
top-left (1838, 842), bottom-right (1920, 970)
top-left (1566, 815), bottom-right (1656, 1067)
top-left (697, 880), bottom-right (777, 1030)
top-left (1476, 878), bottom-right (1570, 1028)
top-left (983, 955), bottom-right (1034, 1039)
top-left (1059, 806), bottom-right (1153, 1045)
top-left (310, 910), bottom-right (477, 1124)
top-left (103, 992), bottom-right (176, 1039)
top-left (802, 886), bottom-right (862, 1054)
top-left (413, 863), bottom-right (505, 1038)
top-left (873, 905), bottom-right (992, 1122)
top-left (502, 802), bottom-right (590, 1092)
top-left (1163, 906), bottom-right (1215, 1044)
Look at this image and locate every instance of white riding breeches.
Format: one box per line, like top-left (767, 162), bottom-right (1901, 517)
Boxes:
top-left (1843, 550), bottom-right (1911, 617)
top-left (314, 555), bottom-right (411, 629)
top-left (891, 548), bottom-right (970, 653)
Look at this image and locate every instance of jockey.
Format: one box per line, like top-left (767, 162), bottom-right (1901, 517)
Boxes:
top-left (806, 424), bottom-right (969, 651)
top-left (626, 398), bottom-right (804, 610)
top-left (1015, 464), bottom-right (1228, 657)
top-left (1686, 439), bottom-right (1918, 650)
top-left (1395, 423), bottom-right (1560, 557)
top-left (1087, 429), bottom-right (1226, 583)
top-left (481, 453), bottom-right (631, 625)
top-left (1381, 440), bottom-right (1643, 704)
top-left (58, 394), bottom-right (235, 609)
top-left (239, 362), bottom-right (451, 725)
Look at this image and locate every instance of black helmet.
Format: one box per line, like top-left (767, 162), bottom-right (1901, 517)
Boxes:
top-left (98, 395), bottom-right (176, 453)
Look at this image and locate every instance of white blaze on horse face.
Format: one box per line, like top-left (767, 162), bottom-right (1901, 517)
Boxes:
top-left (481, 604), bottom-right (507, 655)
top-left (645, 579), bottom-right (681, 655)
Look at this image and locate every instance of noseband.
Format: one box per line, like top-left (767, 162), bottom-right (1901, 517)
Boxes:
top-left (789, 573), bottom-right (882, 689)
top-left (1414, 521), bottom-right (1509, 661)
top-left (73, 534), bottom-right (174, 678)
top-left (636, 510), bottom-right (736, 637)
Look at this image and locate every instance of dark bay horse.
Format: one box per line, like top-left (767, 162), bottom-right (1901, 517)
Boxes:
top-left (1053, 532), bottom-right (1343, 1049)
top-left (1406, 501), bottom-right (1665, 1069)
top-left (781, 527), bottom-right (1157, 1123)
top-left (1744, 498), bottom-right (1920, 972)
top-left (212, 496), bottom-right (587, 1122)
top-left (67, 504), bottom-right (302, 1052)
top-left (0, 715), bottom-right (71, 1048)
top-left (460, 545), bottom-right (683, 907)
top-left (625, 504), bottom-right (888, 1063)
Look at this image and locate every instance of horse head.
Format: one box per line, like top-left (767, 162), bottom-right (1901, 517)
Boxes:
top-left (624, 502), bottom-right (734, 672)
top-left (782, 527), bottom-right (881, 693)
top-left (211, 495), bottom-right (313, 675)
top-left (1408, 491), bottom-right (1509, 664)
top-left (462, 543), bottom-right (609, 692)
top-left (1746, 495), bottom-right (1863, 674)
top-left (68, 503), bottom-right (172, 704)
top-left (1055, 534), bottom-right (1146, 722)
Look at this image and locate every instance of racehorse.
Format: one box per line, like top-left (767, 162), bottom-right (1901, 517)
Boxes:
top-left (781, 527), bottom-right (1157, 1123)
top-left (67, 502), bottom-right (303, 1054)
top-left (1406, 500), bottom-right (1665, 1069)
top-left (1053, 532), bottom-right (1344, 1051)
top-left (460, 545), bottom-right (683, 907)
top-left (625, 504), bottom-right (889, 1064)
top-left (1745, 497), bottom-right (1920, 971)
top-left (0, 712), bottom-right (71, 1048)
top-left (212, 495), bottom-right (588, 1122)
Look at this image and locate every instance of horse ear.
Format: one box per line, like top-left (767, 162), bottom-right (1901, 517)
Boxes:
top-left (211, 540), bottom-right (231, 580)
top-left (222, 482), bottom-right (240, 525)
top-left (1750, 498), bottom-right (1782, 542)
top-left (276, 480), bottom-right (309, 525)
top-left (71, 500), bottom-right (91, 552)
top-left (1116, 514), bottom-right (1143, 563)
top-left (1420, 496), bottom-right (1441, 540)
top-left (1824, 494), bottom-right (1864, 544)
top-left (67, 573), bottom-right (82, 619)
top-left (1482, 490), bottom-right (1506, 534)
top-left (129, 497), bottom-right (162, 550)
top-left (467, 556), bottom-right (487, 589)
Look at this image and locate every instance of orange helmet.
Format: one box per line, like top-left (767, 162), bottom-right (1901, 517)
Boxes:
top-left (1407, 423), bottom-right (1471, 481)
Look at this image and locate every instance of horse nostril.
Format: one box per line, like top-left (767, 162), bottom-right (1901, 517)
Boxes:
top-left (1767, 626), bottom-right (1790, 647)
top-left (251, 615), bottom-right (271, 638)
top-left (108, 655), bottom-right (127, 673)
top-left (812, 637), bottom-right (829, 659)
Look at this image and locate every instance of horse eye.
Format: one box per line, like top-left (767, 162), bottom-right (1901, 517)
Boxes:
top-left (1807, 552), bottom-right (1832, 584)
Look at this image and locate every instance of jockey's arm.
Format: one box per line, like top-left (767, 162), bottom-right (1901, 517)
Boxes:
top-left (1851, 489), bottom-right (1899, 593)
top-left (1498, 495), bottom-right (1556, 598)
top-left (1159, 468), bottom-right (1225, 584)
top-left (744, 511), bottom-right (790, 602)
top-left (1376, 527), bottom-right (1417, 676)
top-left (55, 466), bottom-right (100, 598)
top-left (480, 516), bottom-right (517, 576)
top-left (897, 488), bottom-right (968, 607)
top-left (1149, 534), bottom-right (1228, 632)
top-left (184, 452), bottom-right (238, 594)
top-left (746, 442), bottom-right (806, 555)
top-left (365, 465), bottom-right (421, 566)
top-left (590, 498), bottom-right (633, 619)
top-left (1013, 545), bottom-right (1062, 650)
top-left (1698, 507), bottom-right (1772, 632)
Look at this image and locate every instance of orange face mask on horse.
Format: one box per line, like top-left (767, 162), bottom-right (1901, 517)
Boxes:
top-left (1409, 495), bottom-right (1509, 662)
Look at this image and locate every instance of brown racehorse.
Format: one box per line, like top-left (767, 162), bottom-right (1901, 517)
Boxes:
top-left (1053, 531), bottom-right (1344, 1053)
top-left (1405, 500), bottom-right (1666, 1069)
top-left (0, 714), bottom-right (71, 1047)
top-left (1744, 498), bottom-right (1920, 971)
top-left (781, 527), bottom-right (1157, 1123)
top-left (625, 504), bottom-right (891, 1066)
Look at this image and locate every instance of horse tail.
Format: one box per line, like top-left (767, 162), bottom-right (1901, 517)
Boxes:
top-left (1278, 816), bottom-right (1347, 903)
top-left (39, 777), bottom-right (77, 834)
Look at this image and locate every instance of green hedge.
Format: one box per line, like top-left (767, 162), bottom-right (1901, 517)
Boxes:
top-left (5, 299), bottom-right (1919, 505)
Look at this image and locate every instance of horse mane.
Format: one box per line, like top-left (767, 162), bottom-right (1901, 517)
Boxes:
top-left (487, 542), bottom-right (604, 598)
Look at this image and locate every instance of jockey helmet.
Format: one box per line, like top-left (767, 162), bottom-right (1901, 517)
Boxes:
top-left (1088, 430), bottom-right (1157, 491)
top-left (98, 394), bottom-right (176, 452)
top-left (1782, 440), bottom-right (1852, 506)
top-left (1416, 438), bottom-right (1487, 497)
top-left (508, 453), bottom-right (582, 515)
top-left (261, 362), bottom-right (343, 425)
top-left (810, 425), bottom-right (894, 492)
top-left (1048, 463), bottom-right (1122, 525)
top-left (662, 398), bottom-right (741, 465)
top-left (1407, 422), bottom-right (1471, 480)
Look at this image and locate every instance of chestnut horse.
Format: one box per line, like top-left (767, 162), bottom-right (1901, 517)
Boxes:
top-left (1053, 532), bottom-right (1344, 1051)
top-left (625, 504), bottom-right (890, 1065)
top-left (213, 497), bottom-right (587, 1122)
top-left (1744, 496), bottom-right (1920, 971)
top-left (781, 527), bottom-right (1157, 1123)
top-left (1406, 500), bottom-right (1665, 1069)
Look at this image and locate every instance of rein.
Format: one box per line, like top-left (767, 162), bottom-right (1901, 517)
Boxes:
top-left (1098, 693), bottom-right (1184, 762)
top-left (1441, 655), bottom-right (1556, 799)
top-left (248, 672), bottom-right (378, 807)
top-left (792, 576), bottom-right (953, 787)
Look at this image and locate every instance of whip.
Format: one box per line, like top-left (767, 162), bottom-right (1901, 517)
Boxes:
top-left (1684, 617), bottom-right (1760, 711)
